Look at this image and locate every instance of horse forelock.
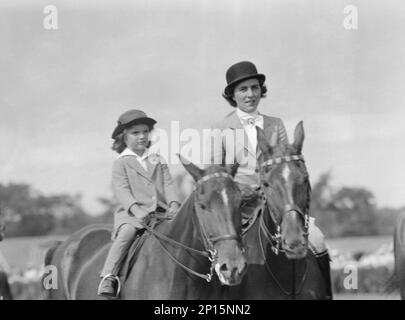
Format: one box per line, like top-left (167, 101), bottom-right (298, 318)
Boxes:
top-left (193, 165), bottom-right (242, 239)
top-left (270, 142), bottom-right (298, 158)
top-left (262, 142), bottom-right (311, 220)
top-left (204, 164), bottom-right (227, 174)
top-left (199, 165), bottom-right (240, 198)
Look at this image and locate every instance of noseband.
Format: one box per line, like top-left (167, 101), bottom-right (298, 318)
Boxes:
top-left (260, 155), bottom-right (310, 255)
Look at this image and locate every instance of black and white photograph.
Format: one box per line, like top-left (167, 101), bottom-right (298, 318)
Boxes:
top-left (0, 0), bottom-right (404, 305)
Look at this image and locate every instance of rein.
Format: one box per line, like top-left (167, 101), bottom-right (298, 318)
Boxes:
top-left (258, 153), bottom-right (309, 297)
top-left (141, 171), bottom-right (241, 283)
top-left (258, 206), bottom-right (308, 297)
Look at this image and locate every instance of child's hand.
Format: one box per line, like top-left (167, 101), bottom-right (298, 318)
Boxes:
top-left (130, 206), bottom-right (149, 221)
top-left (167, 202), bottom-right (180, 219)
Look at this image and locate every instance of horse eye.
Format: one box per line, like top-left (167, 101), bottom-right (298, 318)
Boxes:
top-left (200, 203), bottom-right (206, 210)
top-left (263, 182), bottom-right (270, 188)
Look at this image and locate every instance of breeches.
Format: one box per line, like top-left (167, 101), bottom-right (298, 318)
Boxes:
top-left (101, 224), bottom-right (138, 277)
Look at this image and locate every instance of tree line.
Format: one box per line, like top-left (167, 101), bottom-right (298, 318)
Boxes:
top-left (0, 173), bottom-right (402, 238)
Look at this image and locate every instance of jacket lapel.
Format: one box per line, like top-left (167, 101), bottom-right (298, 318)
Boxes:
top-left (146, 155), bottom-right (158, 179)
top-left (263, 115), bottom-right (277, 145)
top-left (256, 115), bottom-right (269, 159)
top-left (127, 157), bottom-right (152, 182)
top-left (227, 111), bottom-right (257, 158)
top-left (256, 115), bottom-right (279, 159)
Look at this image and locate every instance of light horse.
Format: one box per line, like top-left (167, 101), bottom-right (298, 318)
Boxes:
top-left (0, 211), bottom-right (13, 300)
top-left (44, 159), bottom-right (247, 299)
top-left (393, 211), bottom-right (405, 299)
top-left (229, 122), bottom-right (329, 299)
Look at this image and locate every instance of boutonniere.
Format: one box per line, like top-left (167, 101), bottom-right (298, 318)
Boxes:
top-left (148, 154), bottom-right (161, 165)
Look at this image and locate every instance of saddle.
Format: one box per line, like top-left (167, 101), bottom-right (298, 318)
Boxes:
top-left (239, 184), bottom-right (264, 235)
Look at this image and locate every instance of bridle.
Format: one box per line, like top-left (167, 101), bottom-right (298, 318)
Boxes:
top-left (257, 153), bottom-right (310, 297)
top-left (259, 154), bottom-right (310, 255)
top-left (194, 172), bottom-right (242, 245)
top-left (141, 171), bottom-right (242, 283)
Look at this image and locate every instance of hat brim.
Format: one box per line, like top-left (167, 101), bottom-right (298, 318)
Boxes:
top-left (111, 117), bottom-right (157, 139)
top-left (224, 73), bottom-right (266, 96)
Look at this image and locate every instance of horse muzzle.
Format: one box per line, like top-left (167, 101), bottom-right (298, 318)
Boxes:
top-left (213, 243), bottom-right (248, 286)
top-left (282, 238), bottom-right (308, 259)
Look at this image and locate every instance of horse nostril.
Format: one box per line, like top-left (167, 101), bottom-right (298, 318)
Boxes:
top-left (220, 264), bottom-right (229, 272)
top-left (284, 240), bottom-right (301, 250)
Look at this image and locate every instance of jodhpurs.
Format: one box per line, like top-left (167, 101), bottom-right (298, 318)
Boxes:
top-left (100, 224), bottom-right (138, 277)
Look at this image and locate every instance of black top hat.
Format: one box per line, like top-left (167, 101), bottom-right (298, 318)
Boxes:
top-left (224, 61), bottom-right (266, 96)
top-left (111, 109), bottom-right (157, 139)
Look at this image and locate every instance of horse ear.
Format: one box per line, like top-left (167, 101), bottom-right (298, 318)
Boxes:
top-left (177, 153), bottom-right (204, 182)
top-left (292, 121), bottom-right (305, 154)
top-left (224, 161), bottom-right (240, 178)
top-left (256, 126), bottom-right (273, 158)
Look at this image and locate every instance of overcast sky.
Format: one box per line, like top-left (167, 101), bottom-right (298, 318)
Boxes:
top-left (1, 0), bottom-right (404, 214)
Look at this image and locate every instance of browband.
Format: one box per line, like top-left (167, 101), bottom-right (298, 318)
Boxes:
top-left (261, 155), bottom-right (305, 168)
top-left (196, 172), bottom-right (233, 185)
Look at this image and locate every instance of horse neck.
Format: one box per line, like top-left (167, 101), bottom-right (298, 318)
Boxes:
top-left (160, 191), bottom-right (205, 253)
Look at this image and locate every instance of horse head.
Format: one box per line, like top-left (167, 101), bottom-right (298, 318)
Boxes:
top-left (256, 122), bottom-right (311, 259)
top-left (179, 155), bottom-right (247, 286)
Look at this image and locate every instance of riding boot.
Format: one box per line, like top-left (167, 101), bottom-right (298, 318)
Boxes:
top-left (316, 252), bottom-right (333, 300)
top-left (97, 274), bottom-right (121, 298)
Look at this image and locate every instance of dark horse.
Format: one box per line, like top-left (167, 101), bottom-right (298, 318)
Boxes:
top-left (0, 212), bottom-right (13, 300)
top-left (44, 160), bottom-right (247, 299)
top-left (393, 211), bottom-right (405, 299)
top-left (228, 122), bottom-right (329, 299)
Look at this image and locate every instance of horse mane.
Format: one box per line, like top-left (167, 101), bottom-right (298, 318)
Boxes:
top-left (158, 190), bottom-right (199, 245)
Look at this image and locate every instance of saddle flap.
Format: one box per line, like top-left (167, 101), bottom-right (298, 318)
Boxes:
top-left (119, 217), bottom-right (168, 281)
top-left (119, 229), bottom-right (148, 281)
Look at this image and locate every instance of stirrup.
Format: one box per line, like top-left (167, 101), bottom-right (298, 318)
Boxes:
top-left (98, 274), bottom-right (121, 298)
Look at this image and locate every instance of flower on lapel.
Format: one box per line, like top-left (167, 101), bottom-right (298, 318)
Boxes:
top-left (148, 153), bottom-right (161, 165)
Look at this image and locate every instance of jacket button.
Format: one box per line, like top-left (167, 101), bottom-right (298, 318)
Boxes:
top-left (255, 169), bottom-right (259, 173)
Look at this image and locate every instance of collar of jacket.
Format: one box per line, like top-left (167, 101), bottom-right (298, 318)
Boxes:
top-left (224, 111), bottom-right (273, 158)
top-left (118, 148), bottom-right (159, 181)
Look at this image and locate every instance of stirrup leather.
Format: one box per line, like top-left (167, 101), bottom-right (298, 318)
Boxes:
top-left (98, 274), bottom-right (121, 298)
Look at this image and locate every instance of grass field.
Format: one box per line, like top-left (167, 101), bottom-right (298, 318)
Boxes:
top-left (334, 293), bottom-right (400, 300)
top-left (327, 235), bottom-right (392, 253)
top-left (0, 233), bottom-right (401, 300)
top-left (0, 234), bottom-right (394, 270)
top-left (1, 235), bottom-right (67, 270)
